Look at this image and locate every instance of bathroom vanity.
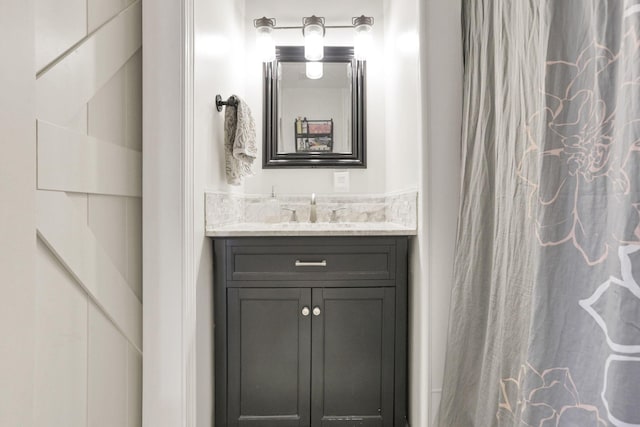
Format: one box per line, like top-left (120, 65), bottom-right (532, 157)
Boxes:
top-left (213, 236), bottom-right (409, 427)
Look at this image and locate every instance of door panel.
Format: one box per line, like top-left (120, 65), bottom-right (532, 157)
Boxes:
top-left (311, 288), bottom-right (395, 427)
top-left (228, 288), bottom-right (312, 427)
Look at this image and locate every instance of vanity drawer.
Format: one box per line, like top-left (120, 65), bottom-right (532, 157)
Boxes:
top-left (222, 238), bottom-right (397, 285)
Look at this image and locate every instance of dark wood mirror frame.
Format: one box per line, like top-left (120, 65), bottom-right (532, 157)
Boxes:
top-left (263, 46), bottom-right (366, 168)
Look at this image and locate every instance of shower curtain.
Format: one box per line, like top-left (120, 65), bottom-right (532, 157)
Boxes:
top-left (437, 1), bottom-right (640, 426)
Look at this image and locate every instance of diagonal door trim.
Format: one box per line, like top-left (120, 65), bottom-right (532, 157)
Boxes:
top-left (36, 190), bottom-right (142, 351)
top-left (37, 120), bottom-right (141, 197)
top-left (36, 1), bottom-right (141, 126)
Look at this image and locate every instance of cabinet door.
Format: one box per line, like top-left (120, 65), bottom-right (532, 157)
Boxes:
top-left (228, 288), bottom-right (311, 427)
top-left (311, 288), bottom-right (395, 427)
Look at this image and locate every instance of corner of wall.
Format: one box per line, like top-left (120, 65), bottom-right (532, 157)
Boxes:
top-left (194, 1), bottom-right (248, 426)
top-left (419, 0), bottom-right (463, 425)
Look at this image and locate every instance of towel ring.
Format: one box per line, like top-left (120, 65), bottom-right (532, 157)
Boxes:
top-left (215, 95), bottom-right (238, 112)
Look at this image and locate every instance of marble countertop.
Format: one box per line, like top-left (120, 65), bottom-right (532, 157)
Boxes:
top-left (205, 190), bottom-right (418, 237)
top-left (205, 221), bottom-right (417, 237)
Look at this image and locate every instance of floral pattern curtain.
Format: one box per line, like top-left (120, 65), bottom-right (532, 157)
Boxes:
top-left (437, 1), bottom-right (640, 426)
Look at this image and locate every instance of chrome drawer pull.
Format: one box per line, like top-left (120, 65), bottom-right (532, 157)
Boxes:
top-left (295, 260), bottom-right (327, 267)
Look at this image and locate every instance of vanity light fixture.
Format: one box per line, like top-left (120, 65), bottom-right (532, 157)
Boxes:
top-left (305, 61), bottom-right (323, 79)
top-left (253, 15), bottom-right (375, 63)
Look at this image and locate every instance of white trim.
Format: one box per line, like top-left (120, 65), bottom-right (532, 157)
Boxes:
top-left (181, 0), bottom-right (197, 425)
top-left (142, 0), bottom-right (194, 424)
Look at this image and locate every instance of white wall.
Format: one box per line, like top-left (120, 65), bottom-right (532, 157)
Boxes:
top-left (194, 0), bottom-right (246, 426)
top-left (420, 0), bottom-right (463, 425)
top-left (243, 0), bottom-right (386, 195)
top-left (381, 1), bottom-right (462, 426)
top-left (0, 1), bottom-right (36, 425)
top-left (383, 0), bottom-right (421, 194)
top-left (380, 1), bottom-right (427, 425)
top-left (143, 0), bottom-right (247, 425)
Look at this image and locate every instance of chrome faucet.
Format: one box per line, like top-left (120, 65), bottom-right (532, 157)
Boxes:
top-left (309, 193), bottom-right (317, 223)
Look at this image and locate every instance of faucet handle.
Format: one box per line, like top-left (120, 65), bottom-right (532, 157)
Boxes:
top-left (329, 207), bottom-right (346, 223)
top-left (282, 207), bottom-right (298, 222)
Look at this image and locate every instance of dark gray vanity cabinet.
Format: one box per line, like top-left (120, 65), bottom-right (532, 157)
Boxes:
top-left (214, 237), bottom-right (409, 427)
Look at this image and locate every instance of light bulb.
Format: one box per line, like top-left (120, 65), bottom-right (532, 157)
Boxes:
top-left (303, 16), bottom-right (325, 61)
top-left (353, 16), bottom-right (374, 60)
top-left (254, 17), bottom-right (276, 62)
top-left (306, 62), bottom-right (323, 79)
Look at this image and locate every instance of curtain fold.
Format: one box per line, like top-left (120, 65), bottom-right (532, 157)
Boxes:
top-left (438, 1), bottom-right (640, 426)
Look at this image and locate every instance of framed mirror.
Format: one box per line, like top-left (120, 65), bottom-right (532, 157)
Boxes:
top-left (263, 46), bottom-right (366, 168)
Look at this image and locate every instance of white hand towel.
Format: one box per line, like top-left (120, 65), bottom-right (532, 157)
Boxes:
top-left (224, 95), bottom-right (257, 185)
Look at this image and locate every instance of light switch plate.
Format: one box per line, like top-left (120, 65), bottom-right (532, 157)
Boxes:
top-left (333, 171), bottom-right (350, 193)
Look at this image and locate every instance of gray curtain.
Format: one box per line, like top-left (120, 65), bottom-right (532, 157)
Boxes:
top-left (438, 1), bottom-right (640, 426)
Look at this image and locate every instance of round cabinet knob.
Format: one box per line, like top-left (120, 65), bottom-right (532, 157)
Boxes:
top-left (313, 306), bottom-right (321, 316)
top-left (301, 307), bottom-right (310, 316)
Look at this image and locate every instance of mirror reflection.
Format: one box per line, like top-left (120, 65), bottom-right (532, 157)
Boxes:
top-left (278, 62), bottom-right (352, 155)
top-left (262, 46), bottom-right (366, 168)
